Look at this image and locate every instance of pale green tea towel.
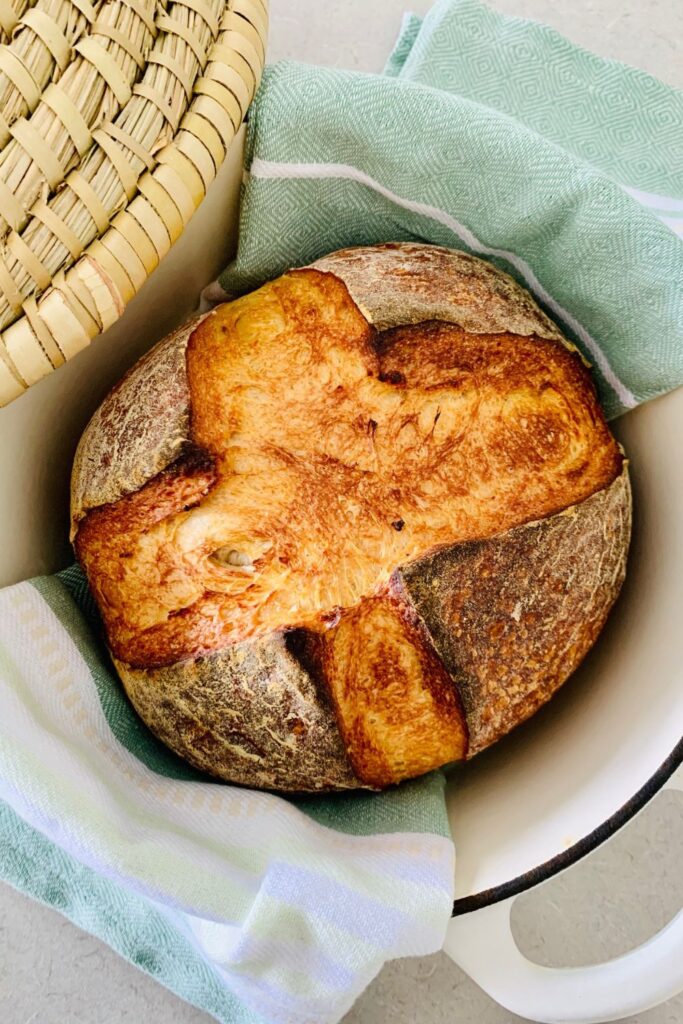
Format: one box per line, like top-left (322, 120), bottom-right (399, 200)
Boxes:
top-left (3, 2), bottom-right (683, 1023)
top-left (218, 0), bottom-right (683, 421)
top-left (0, 567), bottom-right (453, 1024)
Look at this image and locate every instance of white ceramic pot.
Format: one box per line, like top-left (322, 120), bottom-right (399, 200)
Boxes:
top-left (0, 129), bottom-right (681, 1023)
top-left (441, 376), bottom-right (683, 1021)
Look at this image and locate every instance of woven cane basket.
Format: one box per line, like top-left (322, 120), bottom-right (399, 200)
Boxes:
top-left (0, 0), bottom-right (267, 407)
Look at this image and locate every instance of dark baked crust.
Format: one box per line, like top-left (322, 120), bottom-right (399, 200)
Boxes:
top-left (397, 467), bottom-right (631, 755)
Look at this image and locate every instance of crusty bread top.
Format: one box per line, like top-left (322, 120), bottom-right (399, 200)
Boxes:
top-left (70, 243), bottom-right (570, 533)
top-left (70, 243), bottom-right (631, 790)
top-left (74, 265), bottom-right (622, 670)
top-left (312, 243), bottom-right (565, 338)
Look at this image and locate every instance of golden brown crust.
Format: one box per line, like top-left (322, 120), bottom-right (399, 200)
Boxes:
top-left (71, 243), bottom-right (632, 791)
top-left (75, 275), bottom-right (622, 670)
top-left (71, 242), bottom-right (572, 534)
top-left (109, 469), bottom-right (630, 791)
top-left (315, 586), bottom-right (468, 788)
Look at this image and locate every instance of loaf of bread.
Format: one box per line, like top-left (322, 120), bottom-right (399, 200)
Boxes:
top-left (71, 243), bottom-right (631, 791)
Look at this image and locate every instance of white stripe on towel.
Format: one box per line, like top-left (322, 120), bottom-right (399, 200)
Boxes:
top-left (622, 185), bottom-right (683, 212)
top-left (0, 580), bottom-right (454, 1024)
top-left (660, 216), bottom-right (683, 239)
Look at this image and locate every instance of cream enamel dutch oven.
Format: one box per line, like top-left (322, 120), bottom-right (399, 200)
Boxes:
top-left (0, 128), bottom-right (681, 1023)
top-left (444, 381), bottom-right (683, 1020)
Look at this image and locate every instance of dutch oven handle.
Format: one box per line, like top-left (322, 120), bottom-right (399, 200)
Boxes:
top-left (443, 768), bottom-right (683, 1023)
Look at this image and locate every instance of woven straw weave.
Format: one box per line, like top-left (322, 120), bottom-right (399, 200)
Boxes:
top-left (0, 0), bottom-right (267, 405)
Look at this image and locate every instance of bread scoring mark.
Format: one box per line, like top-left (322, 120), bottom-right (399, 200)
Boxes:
top-left (316, 578), bottom-right (468, 785)
top-left (76, 269), bottom-right (622, 670)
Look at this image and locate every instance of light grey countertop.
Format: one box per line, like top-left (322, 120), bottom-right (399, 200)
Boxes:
top-left (1, 2), bottom-right (682, 1022)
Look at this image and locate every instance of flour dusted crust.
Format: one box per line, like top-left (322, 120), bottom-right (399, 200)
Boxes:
top-left (70, 314), bottom-right (206, 537)
top-left (115, 632), bottom-right (360, 791)
top-left (312, 243), bottom-right (567, 339)
top-left (72, 243), bottom-right (631, 791)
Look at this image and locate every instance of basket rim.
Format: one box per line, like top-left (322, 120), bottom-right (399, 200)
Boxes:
top-left (0, 0), bottom-right (268, 406)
